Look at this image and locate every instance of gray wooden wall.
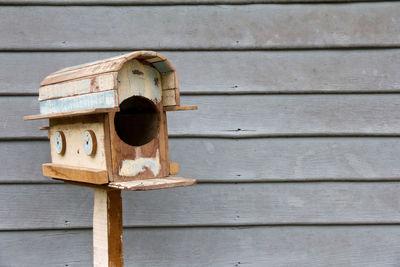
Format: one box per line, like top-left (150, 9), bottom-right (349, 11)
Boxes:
top-left (1, 1), bottom-right (400, 266)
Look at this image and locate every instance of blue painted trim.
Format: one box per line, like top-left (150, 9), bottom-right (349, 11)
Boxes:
top-left (40, 90), bottom-right (116, 114)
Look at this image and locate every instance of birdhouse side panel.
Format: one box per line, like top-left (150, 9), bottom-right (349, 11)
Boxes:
top-left (48, 116), bottom-right (107, 171)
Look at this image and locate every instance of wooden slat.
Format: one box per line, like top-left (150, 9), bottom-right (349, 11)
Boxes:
top-left (24, 107), bottom-right (119, 120)
top-left (3, 137), bottom-right (400, 183)
top-left (2, 50), bottom-right (400, 95)
top-left (43, 163), bottom-right (109, 184)
top-left (164, 105), bottom-right (197, 111)
top-left (0, 0), bottom-right (381, 4)
top-left (1, 4), bottom-right (399, 50)
top-left (2, 183), bottom-right (400, 230)
top-left (39, 90), bottom-right (117, 114)
top-left (38, 72), bottom-right (116, 100)
top-left (12, 94), bottom-right (400, 139)
top-left (168, 94), bottom-right (400, 136)
top-left (2, 226), bottom-right (400, 266)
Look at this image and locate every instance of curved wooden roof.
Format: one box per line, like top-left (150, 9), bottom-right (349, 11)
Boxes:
top-left (24, 51), bottom-right (198, 120)
top-left (40, 51), bottom-right (176, 86)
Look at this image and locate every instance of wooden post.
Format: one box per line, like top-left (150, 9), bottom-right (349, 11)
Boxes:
top-left (93, 187), bottom-right (123, 267)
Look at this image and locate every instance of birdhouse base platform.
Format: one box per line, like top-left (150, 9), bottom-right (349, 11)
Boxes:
top-left (63, 177), bottom-right (196, 191)
top-left (108, 177), bottom-right (196, 191)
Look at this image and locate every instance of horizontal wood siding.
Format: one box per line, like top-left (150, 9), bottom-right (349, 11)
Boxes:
top-left (2, 183), bottom-right (400, 230)
top-left (1, 0), bottom-right (399, 266)
top-left (0, 4), bottom-right (399, 50)
top-left (2, 226), bottom-right (400, 266)
top-left (9, 94), bottom-right (400, 138)
top-left (2, 50), bottom-right (400, 95)
top-left (3, 138), bottom-right (400, 183)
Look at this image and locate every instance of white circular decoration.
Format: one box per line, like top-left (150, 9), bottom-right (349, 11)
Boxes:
top-left (53, 131), bottom-right (66, 155)
top-left (83, 130), bottom-right (97, 156)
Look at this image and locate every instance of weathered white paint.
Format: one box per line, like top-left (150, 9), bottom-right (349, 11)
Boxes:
top-left (97, 73), bottom-right (115, 92)
top-left (49, 121), bottom-right (107, 170)
top-left (117, 59), bottom-right (161, 104)
top-left (39, 79), bottom-right (90, 100)
top-left (39, 73), bottom-right (116, 101)
top-left (162, 89), bottom-right (176, 106)
top-left (40, 90), bottom-right (117, 114)
top-left (119, 150), bottom-right (160, 177)
top-left (93, 188), bottom-right (108, 267)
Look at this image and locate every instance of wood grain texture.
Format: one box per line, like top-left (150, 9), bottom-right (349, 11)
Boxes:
top-left (3, 137), bottom-right (400, 183)
top-left (117, 59), bottom-right (162, 104)
top-left (2, 183), bottom-right (400, 230)
top-left (38, 72), bottom-right (116, 101)
top-left (93, 188), bottom-right (123, 267)
top-left (2, 226), bottom-right (400, 266)
top-left (3, 50), bottom-right (400, 94)
top-left (39, 90), bottom-right (117, 114)
top-left (108, 177), bottom-right (196, 191)
top-left (24, 107), bottom-right (119, 120)
top-left (164, 105), bottom-right (197, 111)
top-left (167, 94), bottom-right (400, 136)
top-left (1, 4), bottom-right (400, 50)
top-left (43, 163), bottom-right (109, 184)
top-left (108, 104), bottom-right (169, 181)
top-left (13, 94), bottom-right (400, 138)
top-left (48, 116), bottom-right (108, 171)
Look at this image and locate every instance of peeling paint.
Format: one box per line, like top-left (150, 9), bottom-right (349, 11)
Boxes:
top-left (132, 69), bottom-right (144, 75)
top-left (119, 150), bottom-right (160, 177)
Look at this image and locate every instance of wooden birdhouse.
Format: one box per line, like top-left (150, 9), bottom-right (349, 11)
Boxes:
top-left (25, 51), bottom-right (197, 191)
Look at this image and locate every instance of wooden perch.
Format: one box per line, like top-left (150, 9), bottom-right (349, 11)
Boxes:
top-left (164, 105), bottom-right (198, 111)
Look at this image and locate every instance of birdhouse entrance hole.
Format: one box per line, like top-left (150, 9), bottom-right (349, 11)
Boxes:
top-left (114, 96), bottom-right (160, 146)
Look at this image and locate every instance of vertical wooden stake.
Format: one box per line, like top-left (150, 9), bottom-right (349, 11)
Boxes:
top-left (93, 188), bottom-right (123, 267)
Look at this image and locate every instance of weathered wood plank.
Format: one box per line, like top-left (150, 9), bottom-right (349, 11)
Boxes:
top-left (108, 177), bottom-right (196, 191)
top-left (3, 137), bottom-right (400, 183)
top-left (93, 188), bottom-right (123, 267)
top-left (24, 107), bottom-right (119, 120)
top-left (13, 94), bottom-right (400, 138)
top-left (47, 116), bottom-right (108, 171)
top-left (164, 105), bottom-right (197, 111)
top-left (0, 0), bottom-right (383, 4)
top-left (2, 50), bottom-right (400, 94)
top-left (2, 226), bottom-right (400, 266)
top-left (2, 183), bottom-right (400, 230)
top-left (40, 90), bottom-right (117, 114)
top-left (42, 163), bottom-right (109, 184)
top-left (38, 72), bottom-right (116, 101)
top-left (168, 94), bottom-right (400, 136)
top-left (1, 4), bottom-right (399, 50)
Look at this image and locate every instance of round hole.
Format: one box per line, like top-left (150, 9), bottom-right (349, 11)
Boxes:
top-left (114, 96), bottom-right (160, 146)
